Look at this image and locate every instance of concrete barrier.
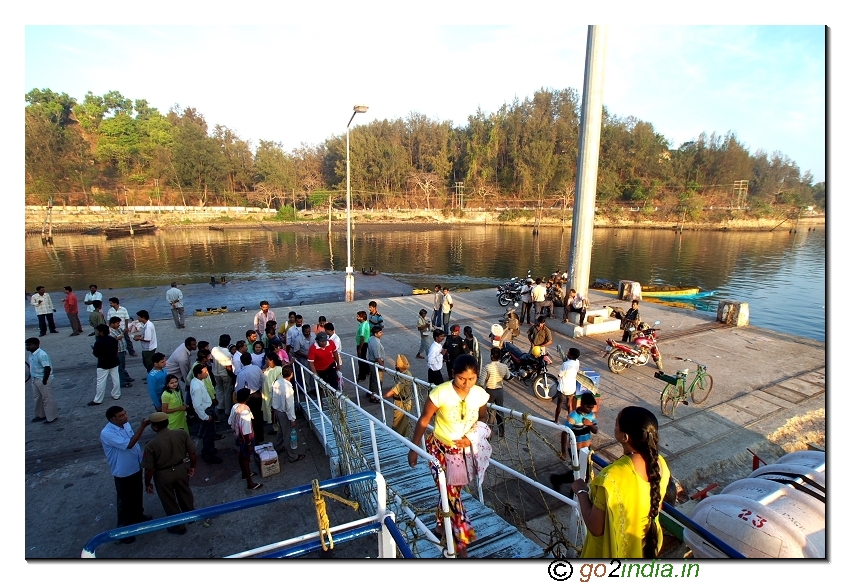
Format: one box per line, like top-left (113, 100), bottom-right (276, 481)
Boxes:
top-left (717, 301), bottom-right (749, 326)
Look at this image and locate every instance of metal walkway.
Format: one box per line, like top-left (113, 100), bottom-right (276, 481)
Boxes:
top-left (298, 378), bottom-right (547, 559)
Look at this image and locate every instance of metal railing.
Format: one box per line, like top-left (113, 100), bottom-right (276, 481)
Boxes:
top-left (81, 470), bottom-right (411, 558)
top-left (290, 352), bottom-right (589, 556)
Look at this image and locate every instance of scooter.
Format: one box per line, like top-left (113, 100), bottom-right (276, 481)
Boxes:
top-left (604, 321), bottom-right (663, 373)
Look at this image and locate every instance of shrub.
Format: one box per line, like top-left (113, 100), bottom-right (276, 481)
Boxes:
top-left (275, 206), bottom-right (297, 221)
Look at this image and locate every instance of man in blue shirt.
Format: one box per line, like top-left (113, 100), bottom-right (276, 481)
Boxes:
top-left (26, 337), bottom-right (59, 424)
top-left (100, 406), bottom-right (151, 544)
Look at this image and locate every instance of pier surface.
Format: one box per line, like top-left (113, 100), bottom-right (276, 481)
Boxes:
top-left (23, 275), bottom-right (825, 558)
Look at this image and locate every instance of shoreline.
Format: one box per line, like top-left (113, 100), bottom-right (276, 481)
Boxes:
top-left (25, 206), bottom-right (826, 235)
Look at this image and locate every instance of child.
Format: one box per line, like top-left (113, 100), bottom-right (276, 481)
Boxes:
top-left (560, 393), bottom-right (598, 460)
top-left (229, 387), bottom-right (262, 491)
top-left (416, 309), bottom-right (430, 359)
top-left (383, 355), bottom-right (413, 437)
top-left (550, 392), bottom-right (598, 495)
top-left (146, 352), bottom-right (168, 412)
top-left (554, 347), bottom-right (581, 423)
top-left (251, 341), bottom-right (266, 368)
top-left (314, 315), bottom-right (327, 335)
top-left (464, 326), bottom-right (481, 372)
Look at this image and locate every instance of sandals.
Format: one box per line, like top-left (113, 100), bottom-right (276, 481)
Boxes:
top-left (369, 395), bottom-right (381, 404)
top-left (247, 482), bottom-right (263, 491)
top-left (292, 454), bottom-right (306, 462)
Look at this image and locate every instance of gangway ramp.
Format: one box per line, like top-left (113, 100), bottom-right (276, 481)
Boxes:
top-left (299, 388), bottom-right (546, 559)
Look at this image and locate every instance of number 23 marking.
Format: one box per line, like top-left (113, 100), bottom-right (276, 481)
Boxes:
top-left (738, 508), bottom-right (767, 528)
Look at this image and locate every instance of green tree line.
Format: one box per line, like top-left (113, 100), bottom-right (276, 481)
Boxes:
top-left (25, 87), bottom-right (825, 215)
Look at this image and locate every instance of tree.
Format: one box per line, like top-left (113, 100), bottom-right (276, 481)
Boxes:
top-left (253, 140), bottom-right (296, 208)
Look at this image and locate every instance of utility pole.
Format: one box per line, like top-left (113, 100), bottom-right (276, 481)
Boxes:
top-left (568, 25), bottom-right (608, 299)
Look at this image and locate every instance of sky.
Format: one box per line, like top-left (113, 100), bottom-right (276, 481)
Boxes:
top-left (19, 11), bottom-right (827, 183)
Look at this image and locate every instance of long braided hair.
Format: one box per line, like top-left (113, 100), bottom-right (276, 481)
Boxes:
top-left (618, 406), bottom-right (662, 558)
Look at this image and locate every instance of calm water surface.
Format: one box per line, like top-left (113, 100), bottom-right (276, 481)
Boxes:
top-left (25, 225), bottom-right (826, 342)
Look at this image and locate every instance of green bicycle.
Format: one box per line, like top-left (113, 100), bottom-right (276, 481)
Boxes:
top-left (654, 357), bottom-right (713, 418)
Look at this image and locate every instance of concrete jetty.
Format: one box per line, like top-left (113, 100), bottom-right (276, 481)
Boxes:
top-left (23, 274), bottom-right (825, 558)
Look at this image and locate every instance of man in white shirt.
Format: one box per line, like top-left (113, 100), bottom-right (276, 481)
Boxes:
top-left (210, 334), bottom-right (235, 417)
top-left (84, 284), bottom-right (102, 314)
top-left (165, 337), bottom-right (197, 387)
top-left (271, 364), bottom-right (305, 462)
top-left (190, 364), bottom-right (222, 464)
top-left (108, 297), bottom-right (137, 357)
top-left (235, 352), bottom-right (265, 443)
top-left (531, 278), bottom-right (547, 322)
top-left (441, 287), bottom-right (454, 332)
top-left (30, 286), bottom-right (58, 336)
top-left (165, 282), bottom-right (185, 329)
top-left (133, 310), bottom-right (157, 372)
top-left (427, 329), bottom-right (447, 386)
top-left (566, 289), bottom-right (589, 326)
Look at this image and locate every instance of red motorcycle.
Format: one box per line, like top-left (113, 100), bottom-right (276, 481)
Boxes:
top-left (605, 321), bottom-right (663, 374)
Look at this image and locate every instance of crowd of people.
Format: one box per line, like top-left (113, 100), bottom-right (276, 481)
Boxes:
top-left (28, 282), bottom-right (669, 558)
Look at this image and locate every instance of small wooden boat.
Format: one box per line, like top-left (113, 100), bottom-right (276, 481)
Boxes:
top-left (104, 221), bottom-right (158, 239)
top-left (590, 282), bottom-right (706, 298)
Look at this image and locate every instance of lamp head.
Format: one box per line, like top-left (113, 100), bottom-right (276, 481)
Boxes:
top-left (353, 104), bottom-right (369, 114)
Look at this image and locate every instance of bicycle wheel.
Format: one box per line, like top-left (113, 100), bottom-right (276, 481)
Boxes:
top-left (690, 373), bottom-right (714, 404)
top-left (660, 384), bottom-right (677, 418)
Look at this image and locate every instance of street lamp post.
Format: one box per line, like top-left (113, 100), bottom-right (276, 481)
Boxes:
top-left (345, 104), bottom-right (368, 302)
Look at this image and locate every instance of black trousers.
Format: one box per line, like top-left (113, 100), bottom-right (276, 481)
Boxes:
top-left (568, 305), bottom-right (587, 325)
top-left (114, 470), bottom-right (145, 527)
top-left (198, 415), bottom-right (217, 459)
top-left (357, 344), bottom-right (370, 381)
top-left (247, 391), bottom-right (264, 443)
top-left (427, 368), bottom-right (444, 386)
top-left (37, 313), bottom-right (57, 335)
top-left (317, 365), bottom-right (338, 393)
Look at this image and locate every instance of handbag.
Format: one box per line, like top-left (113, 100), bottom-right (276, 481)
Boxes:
top-left (444, 450), bottom-right (469, 486)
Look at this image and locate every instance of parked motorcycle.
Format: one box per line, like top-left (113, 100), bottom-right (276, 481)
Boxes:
top-left (500, 341), bottom-right (558, 400)
top-left (605, 320), bottom-right (663, 373)
top-left (496, 271), bottom-right (530, 306)
top-left (497, 285), bottom-right (523, 306)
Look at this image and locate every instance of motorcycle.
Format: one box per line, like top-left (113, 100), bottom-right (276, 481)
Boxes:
top-left (604, 320), bottom-right (663, 374)
top-left (496, 271), bottom-right (530, 306)
top-left (500, 340), bottom-right (558, 400)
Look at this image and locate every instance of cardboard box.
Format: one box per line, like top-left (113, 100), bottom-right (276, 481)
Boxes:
top-left (254, 442), bottom-right (280, 477)
top-left (587, 315), bottom-right (603, 324)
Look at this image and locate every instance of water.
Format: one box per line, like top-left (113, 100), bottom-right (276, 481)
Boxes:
top-left (25, 225), bottom-right (825, 342)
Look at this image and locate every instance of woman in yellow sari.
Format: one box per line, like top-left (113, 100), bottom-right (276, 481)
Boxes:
top-left (571, 406), bottom-right (670, 558)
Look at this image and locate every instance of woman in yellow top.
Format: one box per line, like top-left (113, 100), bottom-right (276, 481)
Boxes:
top-left (408, 354), bottom-right (490, 558)
top-left (571, 406), bottom-right (670, 558)
top-left (160, 374), bottom-right (189, 432)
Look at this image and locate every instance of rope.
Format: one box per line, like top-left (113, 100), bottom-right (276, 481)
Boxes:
top-left (312, 478), bottom-right (361, 551)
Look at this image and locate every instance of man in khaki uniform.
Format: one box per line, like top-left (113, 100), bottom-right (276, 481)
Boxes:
top-left (141, 412), bottom-right (197, 534)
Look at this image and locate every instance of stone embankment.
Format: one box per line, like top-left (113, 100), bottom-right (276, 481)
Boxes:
top-left (25, 205), bottom-right (825, 234)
